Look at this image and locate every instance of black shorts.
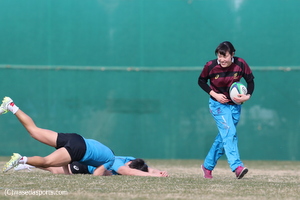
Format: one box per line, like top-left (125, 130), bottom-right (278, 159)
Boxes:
top-left (56, 133), bottom-right (86, 162)
top-left (69, 161), bottom-right (91, 174)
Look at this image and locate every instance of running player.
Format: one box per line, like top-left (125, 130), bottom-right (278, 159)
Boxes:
top-left (198, 41), bottom-right (255, 179)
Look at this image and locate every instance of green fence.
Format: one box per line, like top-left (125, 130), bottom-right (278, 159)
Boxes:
top-left (0, 0), bottom-right (299, 160)
top-left (1, 0), bottom-right (299, 67)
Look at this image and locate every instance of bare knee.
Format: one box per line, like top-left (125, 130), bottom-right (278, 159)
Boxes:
top-left (26, 126), bottom-right (41, 139)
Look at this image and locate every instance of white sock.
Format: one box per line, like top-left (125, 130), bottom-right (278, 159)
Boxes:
top-left (8, 102), bottom-right (19, 114)
top-left (19, 156), bottom-right (28, 164)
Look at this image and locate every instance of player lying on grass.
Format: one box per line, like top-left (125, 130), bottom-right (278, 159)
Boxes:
top-left (15, 156), bottom-right (169, 177)
top-left (1, 96), bottom-right (168, 177)
top-left (0, 96), bottom-right (116, 176)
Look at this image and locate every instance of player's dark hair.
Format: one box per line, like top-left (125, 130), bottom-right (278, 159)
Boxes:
top-left (128, 158), bottom-right (148, 172)
top-left (215, 41), bottom-right (236, 56)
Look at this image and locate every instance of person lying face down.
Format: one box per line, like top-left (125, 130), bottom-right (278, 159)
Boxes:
top-left (15, 156), bottom-right (169, 177)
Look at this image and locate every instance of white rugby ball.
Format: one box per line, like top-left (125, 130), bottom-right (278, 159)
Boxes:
top-left (229, 82), bottom-right (247, 105)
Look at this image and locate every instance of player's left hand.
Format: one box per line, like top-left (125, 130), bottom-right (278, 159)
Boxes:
top-left (159, 171), bottom-right (169, 177)
top-left (233, 94), bottom-right (251, 104)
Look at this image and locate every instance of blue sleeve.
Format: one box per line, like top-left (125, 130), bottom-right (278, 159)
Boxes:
top-left (87, 165), bottom-right (97, 174)
top-left (108, 156), bottom-right (135, 175)
top-left (110, 159), bottom-right (125, 174)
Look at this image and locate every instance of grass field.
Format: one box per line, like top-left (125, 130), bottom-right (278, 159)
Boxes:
top-left (0, 158), bottom-right (299, 200)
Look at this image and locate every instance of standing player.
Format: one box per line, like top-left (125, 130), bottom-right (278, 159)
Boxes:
top-left (0, 97), bottom-right (115, 176)
top-left (198, 41), bottom-right (255, 179)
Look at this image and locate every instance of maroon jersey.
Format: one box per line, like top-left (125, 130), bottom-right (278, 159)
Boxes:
top-left (198, 57), bottom-right (254, 103)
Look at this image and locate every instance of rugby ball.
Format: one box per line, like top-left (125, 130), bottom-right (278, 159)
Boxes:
top-left (229, 82), bottom-right (247, 105)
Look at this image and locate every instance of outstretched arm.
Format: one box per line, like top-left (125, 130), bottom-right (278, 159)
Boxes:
top-left (148, 167), bottom-right (169, 177)
top-left (117, 166), bottom-right (168, 177)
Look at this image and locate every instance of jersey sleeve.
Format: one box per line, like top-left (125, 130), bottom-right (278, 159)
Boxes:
top-left (198, 61), bottom-right (213, 94)
top-left (87, 165), bottom-right (97, 174)
top-left (239, 58), bottom-right (255, 95)
top-left (110, 159), bottom-right (124, 174)
top-left (241, 59), bottom-right (255, 82)
top-left (108, 156), bottom-right (136, 175)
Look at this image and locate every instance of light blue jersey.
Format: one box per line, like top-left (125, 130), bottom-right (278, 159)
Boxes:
top-left (87, 156), bottom-right (135, 174)
top-left (79, 138), bottom-right (115, 170)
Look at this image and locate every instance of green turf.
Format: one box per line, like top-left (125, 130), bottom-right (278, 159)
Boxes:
top-left (0, 159), bottom-right (299, 200)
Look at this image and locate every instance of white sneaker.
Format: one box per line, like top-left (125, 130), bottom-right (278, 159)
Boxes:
top-left (0, 96), bottom-right (13, 115)
top-left (2, 153), bottom-right (22, 173)
top-left (14, 164), bottom-right (35, 171)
